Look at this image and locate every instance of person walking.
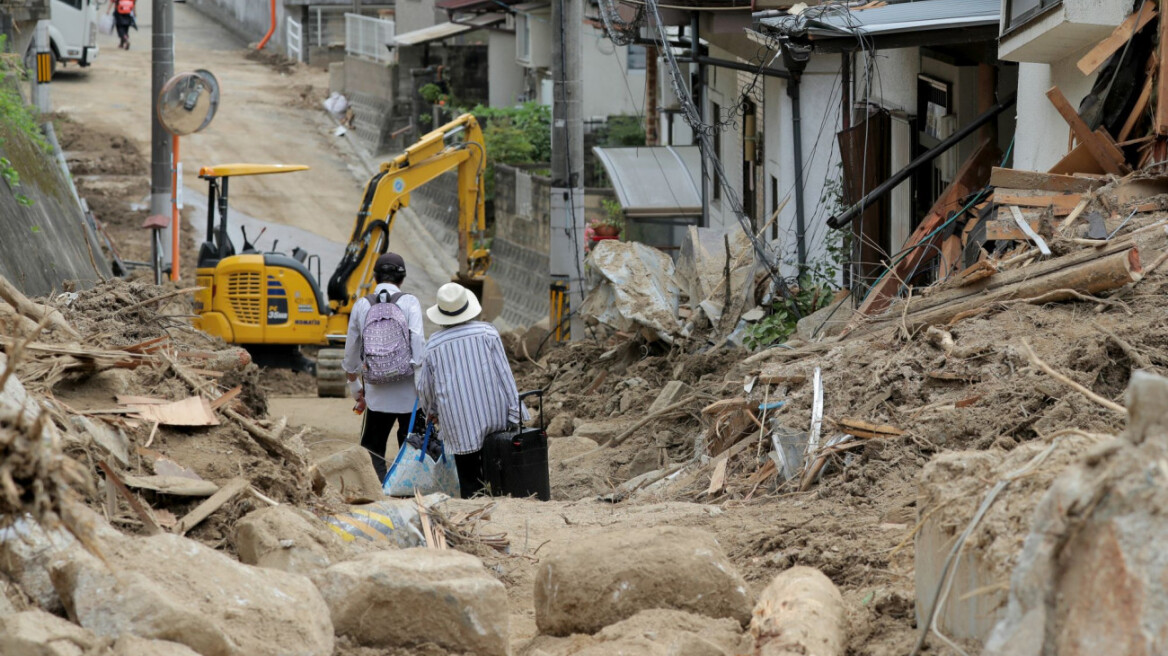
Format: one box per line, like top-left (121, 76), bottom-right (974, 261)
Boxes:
top-left (343, 253), bottom-right (426, 481)
top-left (111, 0), bottom-right (137, 50)
top-left (416, 282), bottom-right (527, 498)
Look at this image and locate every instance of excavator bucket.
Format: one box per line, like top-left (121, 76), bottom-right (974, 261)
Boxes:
top-left (458, 274), bottom-right (504, 322)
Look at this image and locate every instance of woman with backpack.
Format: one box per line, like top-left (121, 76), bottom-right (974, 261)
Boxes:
top-left (110, 0), bottom-right (137, 50)
top-left (342, 253), bottom-right (427, 481)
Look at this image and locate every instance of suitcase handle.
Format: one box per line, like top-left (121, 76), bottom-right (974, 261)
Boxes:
top-left (518, 389), bottom-right (544, 431)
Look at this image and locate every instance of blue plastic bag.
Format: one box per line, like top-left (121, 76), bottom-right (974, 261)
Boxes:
top-left (382, 414), bottom-right (460, 498)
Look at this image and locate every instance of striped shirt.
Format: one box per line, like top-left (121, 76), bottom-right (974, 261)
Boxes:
top-left (416, 321), bottom-right (528, 455)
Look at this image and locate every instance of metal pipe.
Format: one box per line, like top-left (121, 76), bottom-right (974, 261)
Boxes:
top-left (692, 14), bottom-right (708, 228)
top-left (693, 54), bottom-right (791, 79)
top-left (788, 75), bottom-right (807, 269)
top-left (827, 91), bottom-right (1017, 230)
top-left (257, 0), bottom-right (277, 50)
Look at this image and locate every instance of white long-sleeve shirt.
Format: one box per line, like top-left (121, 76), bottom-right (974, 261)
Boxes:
top-left (342, 283), bottom-right (426, 414)
top-left (415, 321), bottom-right (529, 454)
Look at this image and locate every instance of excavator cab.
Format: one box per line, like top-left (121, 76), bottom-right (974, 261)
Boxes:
top-left (191, 164), bottom-right (333, 378)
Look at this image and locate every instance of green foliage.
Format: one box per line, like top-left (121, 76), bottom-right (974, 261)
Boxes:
top-left (600, 114), bottom-right (645, 147)
top-left (0, 39), bottom-right (46, 207)
top-left (743, 276), bottom-right (835, 350)
top-left (419, 83), bottom-right (448, 105)
top-left (466, 102), bottom-right (551, 201)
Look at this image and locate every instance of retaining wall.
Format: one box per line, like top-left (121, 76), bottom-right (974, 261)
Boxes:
top-left (0, 87), bottom-right (110, 295)
top-left (187, 0), bottom-right (288, 49)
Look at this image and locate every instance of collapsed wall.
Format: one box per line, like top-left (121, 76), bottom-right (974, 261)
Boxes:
top-left (0, 83), bottom-right (110, 296)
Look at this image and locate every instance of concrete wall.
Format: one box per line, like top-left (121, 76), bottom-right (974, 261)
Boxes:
top-left (0, 85), bottom-right (109, 295)
top-left (488, 30), bottom-right (523, 108)
top-left (492, 164), bottom-right (551, 327)
top-left (581, 24), bottom-right (644, 119)
top-left (394, 0), bottom-right (443, 37)
top-left (1012, 54), bottom-right (1098, 171)
top-left (188, 0), bottom-right (287, 50)
top-left (762, 55), bottom-right (842, 279)
top-left (342, 55), bottom-right (400, 153)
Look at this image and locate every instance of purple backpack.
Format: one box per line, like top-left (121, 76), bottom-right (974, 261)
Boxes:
top-left (361, 291), bottom-right (413, 384)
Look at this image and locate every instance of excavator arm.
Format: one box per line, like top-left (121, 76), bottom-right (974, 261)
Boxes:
top-left (324, 113), bottom-right (493, 330)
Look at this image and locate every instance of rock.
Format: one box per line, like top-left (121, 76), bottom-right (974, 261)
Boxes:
top-left (234, 506), bottom-right (350, 578)
top-left (521, 609), bottom-right (750, 656)
top-left (0, 610), bottom-right (98, 656)
top-left (648, 381), bottom-right (691, 414)
top-left (573, 421), bottom-right (633, 445)
top-left (983, 372), bottom-right (1168, 656)
top-left (0, 517), bottom-right (101, 613)
top-left (315, 549), bottom-right (509, 656)
top-left (50, 531), bottom-right (334, 656)
top-left (547, 414), bottom-right (575, 437)
top-left (750, 567), bottom-right (845, 656)
top-left (113, 635), bottom-right (203, 656)
top-left (534, 526), bottom-right (752, 636)
top-left (313, 445), bottom-right (384, 501)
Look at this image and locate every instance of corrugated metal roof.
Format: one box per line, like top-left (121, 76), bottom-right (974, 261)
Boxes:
top-left (392, 21), bottom-right (475, 46)
top-left (759, 0), bottom-right (999, 38)
top-left (593, 146), bottom-right (701, 217)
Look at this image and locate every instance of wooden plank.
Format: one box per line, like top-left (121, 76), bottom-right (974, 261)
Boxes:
top-left (1076, 0), bottom-right (1157, 75)
top-left (117, 395), bottom-right (167, 406)
top-left (130, 396), bottom-right (220, 427)
top-left (209, 385), bottom-right (242, 411)
top-left (1049, 141), bottom-right (1106, 176)
top-left (1059, 198), bottom-right (1091, 233)
top-left (1009, 205), bottom-right (1052, 255)
top-left (996, 193), bottom-right (1083, 212)
top-left (959, 260), bottom-right (999, 286)
top-left (97, 461), bottom-right (162, 535)
top-left (985, 220), bottom-right (1034, 241)
top-left (174, 478), bottom-right (249, 536)
top-left (989, 167), bottom-right (1103, 193)
top-left (707, 457), bottom-right (728, 496)
top-left (837, 418), bottom-right (905, 437)
top-left (120, 475), bottom-right (220, 497)
top-left (1046, 86), bottom-right (1128, 175)
top-left (1159, 3), bottom-right (1168, 134)
top-left (1119, 75), bottom-right (1154, 141)
top-left (938, 233), bottom-right (964, 280)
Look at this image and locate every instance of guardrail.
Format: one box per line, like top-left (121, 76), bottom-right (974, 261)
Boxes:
top-left (345, 13), bottom-right (395, 64)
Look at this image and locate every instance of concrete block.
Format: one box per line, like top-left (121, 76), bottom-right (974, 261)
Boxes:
top-left (314, 445), bottom-right (384, 500)
top-left (547, 414), bottom-right (575, 437)
top-left (648, 381), bottom-right (691, 414)
top-left (316, 549), bottom-right (509, 655)
top-left (534, 526), bottom-right (752, 636)
top-left (234, 505), bottom-right (350, 578)
top-left (50, 532), bottom-right (334, 656)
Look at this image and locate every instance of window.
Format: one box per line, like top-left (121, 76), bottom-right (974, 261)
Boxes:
top-left (627, 45), bottom-right (646, 71)
top-left (771, 175), bottom-right (779, 240)
top-left (516, 14), bottom-right (531, 62)
top-left (1002, 0), bottom-right (1061, 34)
top-left (56, 0), bottom-right (84, 9)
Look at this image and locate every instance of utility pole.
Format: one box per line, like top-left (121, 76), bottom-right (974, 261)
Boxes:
top-left (549, 0), bottom-right (584, 342)
top-left (32, 20), bottom-right (51, 112)
top-left (644, 45), bottom-right (659, 145)
top-left (151, 0), bottom-right (174, 271)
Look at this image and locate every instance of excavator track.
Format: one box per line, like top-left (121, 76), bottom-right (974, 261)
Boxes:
top-left (316, 348), bottom-right (347, 398)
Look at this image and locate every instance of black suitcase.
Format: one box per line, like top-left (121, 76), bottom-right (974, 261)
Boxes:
top-left (481, 390), bottom-right (550, 501)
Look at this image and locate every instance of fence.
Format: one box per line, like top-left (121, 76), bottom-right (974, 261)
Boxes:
top-left (286, 17), bottom-right (303, 62)
top-left (345, 13), bottom-right (395, 64)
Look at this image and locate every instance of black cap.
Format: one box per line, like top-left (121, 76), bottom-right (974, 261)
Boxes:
top-left (375, 252), bottom-right (406, 275)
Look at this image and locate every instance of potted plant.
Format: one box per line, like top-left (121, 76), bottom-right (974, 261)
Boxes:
top-left (594, 199), bottom-right (625, 237)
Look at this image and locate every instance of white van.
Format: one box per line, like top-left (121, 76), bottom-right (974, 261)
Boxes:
top-left (26, 0), bottom-right (101, 74)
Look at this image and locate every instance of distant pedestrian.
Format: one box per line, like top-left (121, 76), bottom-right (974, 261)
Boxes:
top-left (111, 0), bottom-right (137, 50)
top-left (343, 253), bottom-right (426, 481)
top-left (416, 282), bottom-right (527, 498)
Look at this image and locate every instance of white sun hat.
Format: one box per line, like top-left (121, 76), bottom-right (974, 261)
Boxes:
top-left (427, 282), bottom-right (483, 326)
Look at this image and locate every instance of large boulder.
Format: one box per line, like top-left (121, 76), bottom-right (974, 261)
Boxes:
top-left (315, 549), bottom-right (509, 656)
top-left (0, 610), bottom-right (99, 656)
top-left (313, 445), bottom-right (384, 501)
top-left (0, 516), bottom-right (112, 612)
top-left (50, 532), bottom-right (334, 656)
top-left (534, 526), bottom-right (752, 636)
top-left (520, 609), bottom-right (750, 656)
top-left (233, 506), bottom-right (351, 578)
top-left (112, 635), bottom-right (203, 656)
top-left (983, 372), bottom-right (1168, 656)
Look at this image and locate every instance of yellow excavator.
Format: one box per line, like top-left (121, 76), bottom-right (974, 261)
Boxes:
top-left (192, 113), bottom-right (502, 396)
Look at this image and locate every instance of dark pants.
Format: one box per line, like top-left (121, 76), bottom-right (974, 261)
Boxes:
top-left (454, 450), bottom-right (485, 499)
top-left (360, 408), bottom-right (422, 481)
top-left (115, 15), bottom-right (133, 41)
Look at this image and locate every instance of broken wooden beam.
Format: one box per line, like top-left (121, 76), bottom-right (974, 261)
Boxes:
top-left (1076, 0), bottom-right (1157, 76)
top-left (174, 478), bottom-right (249, 536)
top-left (1046, 86), bottom-right (1130, 175)
top-left (0, 276), bottom-right (81, 339)
top-left (864, 247), bottom-right (1143, 331)
top-left (995, 192), bottom-right (1083, 213)
top-left (989, 168), bottom-right (1103, 194)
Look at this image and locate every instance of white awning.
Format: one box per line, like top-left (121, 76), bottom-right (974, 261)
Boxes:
top-left (758, 0), bottom-right (1000, 38)
top-left (392, 21), bottom-right (475, 47)
top-left (593, 146), bottom-right (701, 217)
